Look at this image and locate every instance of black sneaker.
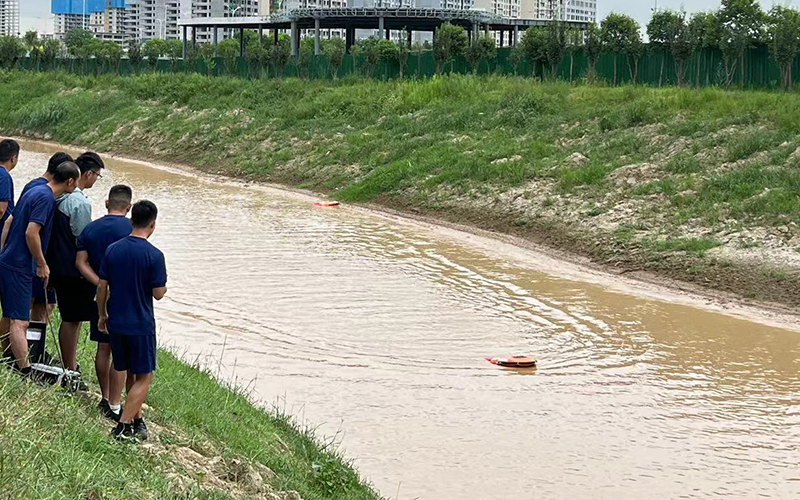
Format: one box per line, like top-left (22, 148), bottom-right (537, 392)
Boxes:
top-left (133, 418), bottom-right (148, 441)
top-left (99, 400), bottom-right (120, 422)
top-left (112, 422), bottom-right (135, 441)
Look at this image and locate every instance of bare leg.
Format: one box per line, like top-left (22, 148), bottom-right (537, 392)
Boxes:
top-left (58, 321), bottom-right (82, 370)
top-left (119, 373), bottom-right (153, 424)
top-left (8, 319), bottom-right (31, 370)
top-left (30, 303), bottom-right (47, 323)
top-left (95, 343), bottom-right (112, 400)
top-left (0, 318), bottom-right (10, 355)
top-left (109, 367), bottom-right (126, 407)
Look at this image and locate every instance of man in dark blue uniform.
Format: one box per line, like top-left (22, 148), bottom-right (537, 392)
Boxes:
top-left (21, 152), bottom-right (74, 322)
top-left (76, 185), bottom-right (133, 420)
top-left (0, 139), bottom-right (19, 229)
top-left (98, 200), bottom-right (167, 440)
top-left (0, 162), bottom-right (80, 374)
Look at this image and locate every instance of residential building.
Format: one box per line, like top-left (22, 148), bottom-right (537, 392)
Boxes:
top-left (0, 0), bottom-right (19, 36)
top-left (125, 0), bottom-right (181, 41)
top-left (521, 0), bottom-right (596, 23)
top-left (53, 0), bottom-right (128, 41)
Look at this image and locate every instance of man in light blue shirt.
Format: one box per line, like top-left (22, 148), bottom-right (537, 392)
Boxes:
top-left (47, 152), bottom-right (105, 371)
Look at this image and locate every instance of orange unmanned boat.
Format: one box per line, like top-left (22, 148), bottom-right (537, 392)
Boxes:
top-left (486, 355), bottom-right (537, 368)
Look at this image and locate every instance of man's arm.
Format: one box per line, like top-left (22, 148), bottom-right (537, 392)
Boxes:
top-left (153, 286), bottom-right (168, 301)
top-left (0, 201), bottom-right (7, 222)
top-left (69, 200), bottom-right (92, 238)
top-left (76, 250), bottom-right (100, 286)
top-left (97, 279), bottom-right (110, 333)
top-left (25, 222), bottom-right (49, 284)
top-left (0, 215), bottom-right (12, 250)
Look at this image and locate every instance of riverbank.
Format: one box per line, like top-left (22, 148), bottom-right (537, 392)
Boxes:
top-left (3, 70), bottom-right (800, 308)
top-left (1, 329), bottom-right (380, 500)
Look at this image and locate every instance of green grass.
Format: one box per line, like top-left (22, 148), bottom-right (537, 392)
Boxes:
top-left (0, 323), bottom-right (380, 500)
top-left (651, 237), bottom-right (722, 256)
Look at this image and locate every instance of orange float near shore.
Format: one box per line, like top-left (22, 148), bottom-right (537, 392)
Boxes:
top-left (486, 356), bottom-right (537, 368)
top-left (314, 201), bottom-right (340, 207)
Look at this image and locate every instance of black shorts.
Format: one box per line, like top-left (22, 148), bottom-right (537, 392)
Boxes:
top-left (52, 275), bottom-right (97, 323)
top-left (110, 334), bottom-right (157, 375)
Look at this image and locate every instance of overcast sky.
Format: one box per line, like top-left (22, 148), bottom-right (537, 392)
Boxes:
top-left (19, 0), bottom-right (784, 34)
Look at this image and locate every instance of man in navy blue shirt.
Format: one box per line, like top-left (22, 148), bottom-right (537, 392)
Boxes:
top-left (0, 139), bottom-right (20, 228)
top-left (0, 162), bottom-right (80, 374)
top-left (76, 185), bottom-right (133, 421)
top-left (21, 152), bottom-right (74, 322)
top-left (98, 200), bottom-right (167, 440)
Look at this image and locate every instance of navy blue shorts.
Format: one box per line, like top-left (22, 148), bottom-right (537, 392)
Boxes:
top-left (109, 334), bottom-right (156, 375)
top-left (89, 315), bottom-right (108, 343)
top-left (31, 277), bottom-right (56, 305)
top-left (0, 269), bottom-right (33, 321)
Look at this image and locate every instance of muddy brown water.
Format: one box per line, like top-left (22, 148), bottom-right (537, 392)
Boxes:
top-left (12, 142), bottom-right (800, 500)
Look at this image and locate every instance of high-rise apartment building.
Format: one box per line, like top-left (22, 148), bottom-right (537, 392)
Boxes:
top-left (0, 0), bottom-right (19, 36)
top-left (53, 0), bottom-right (128, 40)
top-left (521, 0), bottom-right (596, 23)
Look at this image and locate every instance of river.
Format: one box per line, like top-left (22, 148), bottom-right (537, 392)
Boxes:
top-left (11, 141), bottom-right (800, 500)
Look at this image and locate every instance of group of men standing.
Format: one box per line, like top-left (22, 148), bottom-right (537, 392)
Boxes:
top-left (0, 139), bottom-right (168, 442)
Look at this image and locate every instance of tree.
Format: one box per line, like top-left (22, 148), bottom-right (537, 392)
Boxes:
top-left (412, 41), bottom-right (424, 77)
top-left (565, 27), bottom-right (582, 82)
top-left (479, 34), bottom-right (497, 74)
top-left (432, 23), bottom-right (467, 75)
top-left (376, 39), bottom-right (399, 80)
top-left (0, 36), bottom-right (24, 69)
top-left (77, 37), bottom-right (101, 74)
top-left (184, 43), bottom-right (199, 74)
top-left (23, 31), bottom-right (42, 70)
top-left (545, 21), bottom-right (567, 80)
top-left (217, 38), bottom-right (239, 76)
top-left (128, 40), bottom-right (143, 74)
top-left (647, 10), bottom-right (676, 86)
top-left (584, 23), bottom-right (603, 82)
top-left (766, 6), bottom-right (800, 91)
top-left (397, 32), bottom-right (410, 79)
top-left (688, 12), bottom-right (715, 87)
top-left (718, 0), bottom-right (765, 87)
top-left (143, 38), bottom-right (166, 72)
top-left (100, 41), bottom-right (122, 74)
top-left (64, 28), bottom-right (94, 58)
top-left (198, 44), bottom-right (217, 76)
top-left (353, 37), bottom-right (380, 77)
top-left (669, 12), bottom-right (693, 87)
top-left (322, 37), bottom-right (345, 80)
top-left (465, 38), bottom-right (484, 74)
top-left (508, 45), bottom-right (523, 76)
top-left (520, 27), bottom-right (548, 79)
top-left (269, 36), bottom-right (291, 78)
top-left (601, 12), bottom-right (641, 85)
top-left (247, 42), bottom-right (269, 78)
top-left (42, 39), bottom-right (62, 70)
top-left (166, 39), bottom-right (183, 72)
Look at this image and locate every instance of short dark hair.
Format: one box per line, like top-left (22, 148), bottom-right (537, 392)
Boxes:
top-left (53, 161), bottom-right (80, 184)
top-left (47, 152), bottom-right (73, 175)
top-left (131, 200), bottom-right (158, 229)
top-left (75, 151), bottom-right (105, 175)
top-left (107, 184), bottom-right (132, 211)
top-left (0, 139), bottom-right (20, 163)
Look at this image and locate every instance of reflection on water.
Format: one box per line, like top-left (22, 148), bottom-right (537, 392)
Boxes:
top-left (13, 141), bottom-right (800, 500)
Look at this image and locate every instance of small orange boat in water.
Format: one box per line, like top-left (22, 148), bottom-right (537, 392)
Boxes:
top-left (314, 201), bottom-right (340, 207)
top-left (486, 356), bottom-right (537, 368)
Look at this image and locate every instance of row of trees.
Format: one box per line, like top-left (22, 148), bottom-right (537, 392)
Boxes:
top-left (2, 0), bottom-right (800, 88)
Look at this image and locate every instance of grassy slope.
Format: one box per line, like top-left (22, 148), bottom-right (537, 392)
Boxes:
top-left (0, 322), bottom-right (380, 500)
top-left (2, 70), bottom-right (800, 305)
